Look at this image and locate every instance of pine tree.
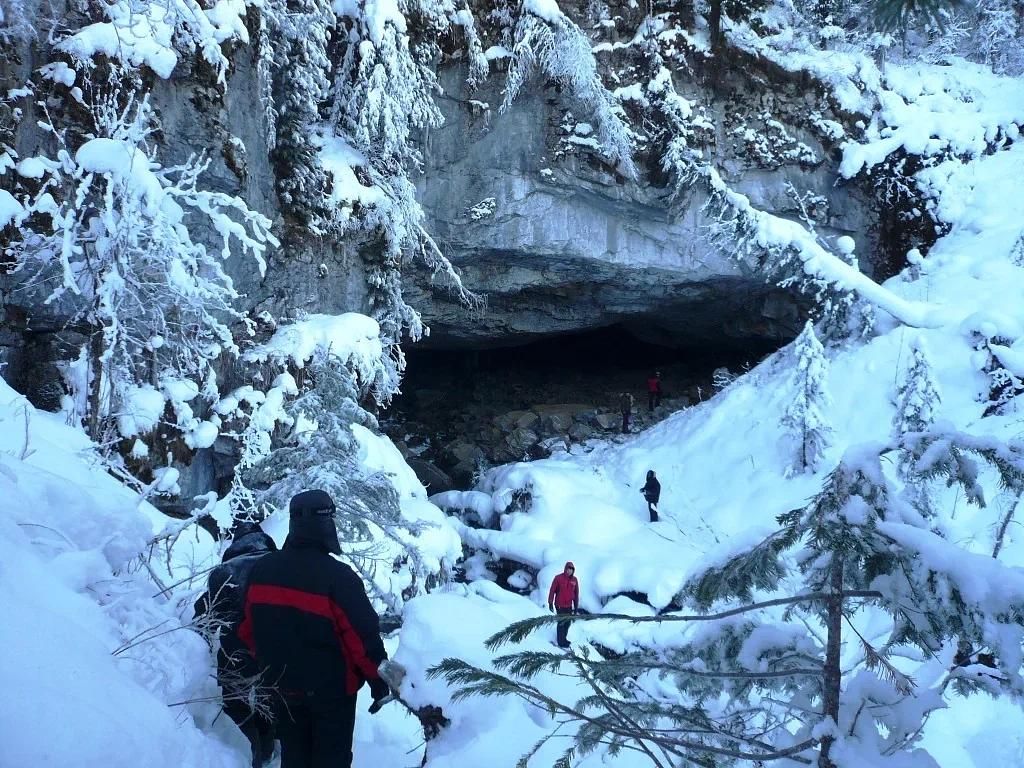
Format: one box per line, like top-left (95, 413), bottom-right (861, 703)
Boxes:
top-left (782, 322), bottom-right (834, 476)
top-left (873, 0), bottom-right (962, 32)
top-left (264, 0), bottom-right (335, 231)
top-left (893, 338), bottom-right (942, 510)
top-left (432, 432), bottom-right (1024, 768)
top-left (244, 352), bottom-right (428, 609)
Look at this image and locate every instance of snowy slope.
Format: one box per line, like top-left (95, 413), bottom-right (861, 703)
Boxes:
top-left (391, 57), bottom-right (1024, 768)
top-left (0, 379), bottom-right (243, 768)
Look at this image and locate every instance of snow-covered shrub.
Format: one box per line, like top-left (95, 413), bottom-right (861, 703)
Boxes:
top-left (7, 82), bottom-right (275, 442)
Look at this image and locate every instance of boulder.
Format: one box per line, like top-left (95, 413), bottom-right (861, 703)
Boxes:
top-left (594, 413), bottom-right (619, 430)
top-left (446, 440), bottom-right (485, 465)
top-left (406, 458), bottom-right (454, 495)
top-left (569, 422), bottom-right (598, 442)
top-left (505, 427), bottom-right (539, 458)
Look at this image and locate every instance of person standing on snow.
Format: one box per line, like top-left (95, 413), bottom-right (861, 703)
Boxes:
top-left (619, 392), bottom-right (634, 434)
top-left (641, 470), bottom-right (661, 523)
top-left (194, 521), bottom-right (278, 768)
top-left (646, 372), bottom-right (663, 412)
top-left (547, 562), bottom-right (580, 649)
top-left (238, 490), bottom-right (392, 768)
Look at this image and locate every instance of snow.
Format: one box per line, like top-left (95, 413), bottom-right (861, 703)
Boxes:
top-left (117, 384), bottom-right (166, 437)
top-left (484, 45), bottom-right (511, 60)
top-left (0, 188), bottom-right (24, 228)
top-left (75, 138), bottom-right (168, 217)
top-left (243, 313), bottom-right (383, 382)
top-left (524, 0), bottom-right (563, 24)
top-left (0, 378), bottom-right (238, 768)
top-left (58, 1), bottom-right (179, 79)
top-left (15, 155), bottom-right (52, 178)
top-left (315, 132), bottom-right (386, 220)
top-left (351, 424), bottom-right (462, 575)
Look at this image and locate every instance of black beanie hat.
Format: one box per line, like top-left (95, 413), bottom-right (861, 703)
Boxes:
top-left (287, 490), bottom-right (341, 555)
top-left (290, 489), bottom-right (336, 517)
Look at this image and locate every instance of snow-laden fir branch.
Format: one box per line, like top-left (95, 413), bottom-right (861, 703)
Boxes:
top-left (704, 166), bottom-right (947, 330)
top-left (503, 0), bottom-right (636, 177)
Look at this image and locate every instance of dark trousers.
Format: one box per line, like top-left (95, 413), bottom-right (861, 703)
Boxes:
top-left (223, 688), bottom-right (275, 768)
top-left (648, 391), bottom-right (661, 411)
top-left (621, 412), bottom-right (630, 433)
top-left (276, 693), bottom-right (358, 768)
top-left (647, 501), bottom-right (659, 523)
top-left (556, 607), bottom-right (573, 648)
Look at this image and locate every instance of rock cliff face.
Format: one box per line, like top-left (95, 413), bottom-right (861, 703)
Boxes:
top-left (2, 4), bottom-right (882, 385)
top-left (407, 63), bottom-right (878, 349)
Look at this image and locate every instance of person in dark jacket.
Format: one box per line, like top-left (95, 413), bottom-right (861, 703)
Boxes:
top-left (547, 561), bottom-right (579, 649)
top-left (646, 372), bottom-right (663, 412)
top-left (640, 470), bottom-right (661, 523)
top-left (619, 392), bottom-right (634, 434)
top-left (238, 490), bottom-right (391, 768)
top-left (195, 521), bottom-right (278, 768)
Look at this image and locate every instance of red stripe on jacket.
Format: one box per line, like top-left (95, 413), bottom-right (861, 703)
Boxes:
top-left (238, 583), bottom-right (380, 693)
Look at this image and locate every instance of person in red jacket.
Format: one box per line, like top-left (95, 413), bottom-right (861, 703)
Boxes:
top-left (547, 562), bottom-right (579, 649)
top-left (647, 371), bottom-right (662, 412)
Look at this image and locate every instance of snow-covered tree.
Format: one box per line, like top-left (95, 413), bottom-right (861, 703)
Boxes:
top-left (244, 351), bottom-right (428, 609)
top-left (264, 0), bottom-right (335, 232)
top-left (434, 432), bottom-right (1024, 768)
top-left (782, 321), bottom-right (834, 476)
top-left (502, 0), bottom-right (636, 177)
top-left (893, 338), bottom-right (942, 509)
top-left (7, 80), bottom-right (275, 442)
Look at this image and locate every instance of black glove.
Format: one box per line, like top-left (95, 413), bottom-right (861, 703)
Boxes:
top-left (368, 675), bottom-right (390, 702)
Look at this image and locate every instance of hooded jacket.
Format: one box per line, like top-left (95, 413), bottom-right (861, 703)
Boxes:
top-left (547, 562), bottom-right (579, 610)
top-left (641, 473), bottom-right (661, 504)
top-left (238, 536), bottom-right (387, 697)
top-left (194, 528), bottom-right (277, 681)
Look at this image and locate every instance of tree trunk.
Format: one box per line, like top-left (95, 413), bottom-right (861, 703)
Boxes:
top-left (709, 0), bottom-right (723, 52)
top-left (87, 328), bottom-right (105, 441)
top-left (819, 556), bottom-right (844, 768)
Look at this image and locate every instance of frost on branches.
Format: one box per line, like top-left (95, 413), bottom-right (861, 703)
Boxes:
top-left (502, 0), bottom-right (636, 177)
top-left (6, 79), bottom-right (275, 443)
top-left (781, 321), bottom-right (834, 476)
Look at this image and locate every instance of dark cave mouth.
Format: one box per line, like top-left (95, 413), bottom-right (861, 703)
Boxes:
top-left (383, 323), bottom-right (792, 488)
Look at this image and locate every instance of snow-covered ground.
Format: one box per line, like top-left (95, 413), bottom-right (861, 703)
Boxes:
top-left (387, 52), bottom-right (1024, 768)
top-left (5, 0), bottom-right (1024, 765)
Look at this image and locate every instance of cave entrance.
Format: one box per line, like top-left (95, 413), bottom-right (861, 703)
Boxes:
top-left (383, 324), bottom-right (787, 488)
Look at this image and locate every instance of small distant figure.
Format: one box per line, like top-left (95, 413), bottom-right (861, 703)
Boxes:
top-left (641, 470), bottom-right (661, 523)
top-left (547, 561), bottom-right (580, 649)
top-left (647, 371), bottom-right (663, 412)
top-left (194, 521), bottom-right (278, 768)
top-left (619, 392), bottom-right (634, 434)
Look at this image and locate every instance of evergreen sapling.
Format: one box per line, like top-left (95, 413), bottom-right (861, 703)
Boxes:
top-left (782, 321), bottom-right (834, 476)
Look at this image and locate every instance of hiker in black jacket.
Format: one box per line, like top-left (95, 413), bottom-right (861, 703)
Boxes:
top-left (640, 470), bottom-right (661, 523)
top-left (238, 490), bottom-right (391, 768)
top-left (195, 521), bottom-right (277, 768)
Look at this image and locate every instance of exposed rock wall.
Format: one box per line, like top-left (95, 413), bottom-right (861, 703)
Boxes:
top-left (407, 62), bottom-right (878, 349)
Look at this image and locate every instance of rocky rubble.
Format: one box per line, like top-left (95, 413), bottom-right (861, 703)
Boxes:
top-left (389, 395), bottom-right (694, 489)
